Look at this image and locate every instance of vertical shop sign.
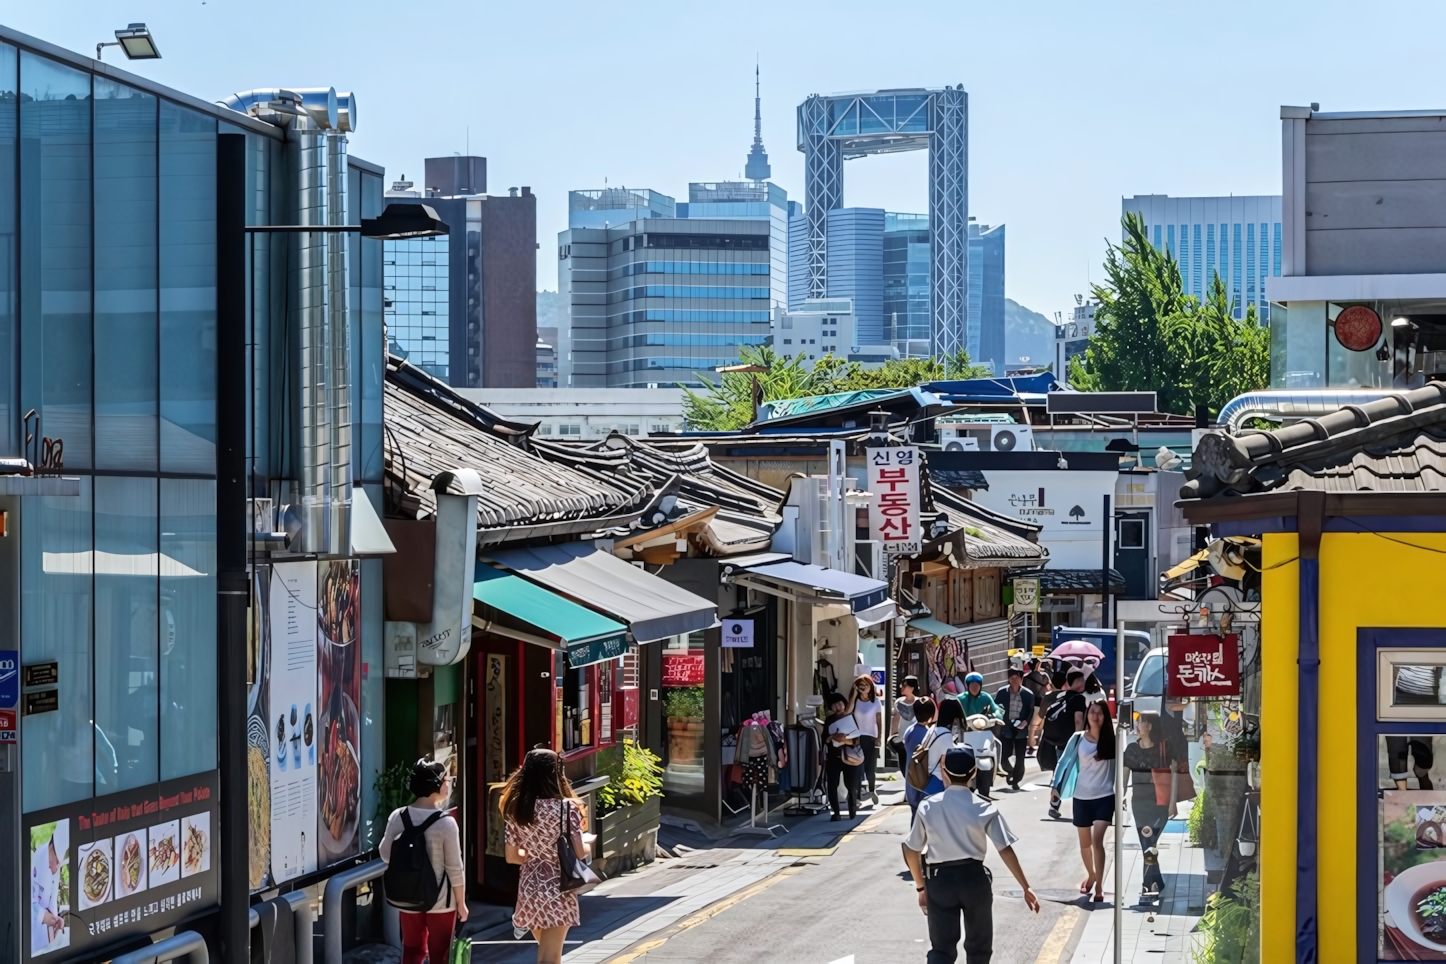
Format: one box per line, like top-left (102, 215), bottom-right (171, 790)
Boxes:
top-left (247, 567), bottom-right (273, 893)
top-left (317, 560), bottom-right (362, 866)
top-left (269, 562), bottom-right (319, 882)
top-left (1166, 634), bottom-right (1240, 697)
top-left (482, 653), bottom-right (508, 859)
top-left (867, 446), bottom-right (921, 554)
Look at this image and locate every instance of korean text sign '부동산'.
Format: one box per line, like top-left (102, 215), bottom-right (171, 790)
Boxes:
top-left (1166, 634), bottom-right (1240, 698)
top-left (867, 446), bottom-right (921, 554)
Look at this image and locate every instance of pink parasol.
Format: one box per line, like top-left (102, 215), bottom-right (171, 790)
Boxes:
top-left (1050, 639), bottom-right (1105, 665)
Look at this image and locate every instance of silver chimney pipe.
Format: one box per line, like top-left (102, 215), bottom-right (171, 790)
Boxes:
top-left (1217, 388), bottom-right (1411, 433)
top-left (325, 121), bottom-right (353, 556)
top-left (292, 113), bottom-right (331, 553)
top-left (216, 88), bottom-right (303, 126)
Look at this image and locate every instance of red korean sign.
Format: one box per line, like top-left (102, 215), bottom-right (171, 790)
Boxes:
top-left (661, 654), bottom-right (705, 686)
top-left (1166, 634), bottom-right (1240, 697)
top-left (867, 445), bottom-right (921, 554)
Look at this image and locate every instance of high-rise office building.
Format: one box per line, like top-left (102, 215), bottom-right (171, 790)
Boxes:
top-left (384, 159), bottom-right (538, 387)
top-left (968, 222), bottom-right (1005, 372)
top-left (798, 87), bottom-right (968, 356)
top-left (824, 208), bottom-right (884, 341)
top-left (1121, 194), bottom-right (1282, 319)
top-left (883, 213), bottom-right (931, 357)
top-left (557, 77), bottom-right (788, 388)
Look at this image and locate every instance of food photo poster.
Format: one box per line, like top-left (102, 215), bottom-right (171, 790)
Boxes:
top-left (30, 821), bottom-right (70, 958)
top-left (269, 561), bottom-right (319, 883)
top-left (317, 560), bottom-right (361, 866)
top-left (1383, 790), bottom-right (1446, 958)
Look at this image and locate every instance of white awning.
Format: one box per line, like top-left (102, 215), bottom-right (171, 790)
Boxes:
top-left (43, 551), bottom-right (207, 577)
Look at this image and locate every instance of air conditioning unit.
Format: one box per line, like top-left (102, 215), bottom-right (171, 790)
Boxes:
top-left (938, 422), bottom-right (1034, 452)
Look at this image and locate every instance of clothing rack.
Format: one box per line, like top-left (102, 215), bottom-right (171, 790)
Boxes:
top-left (729, 782), bottom-right (787, 838)
top-left (784, 721), bottom-right (827, 816)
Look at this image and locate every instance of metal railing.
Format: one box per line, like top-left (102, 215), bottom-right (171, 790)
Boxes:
top-left (109, 930), bottom-right (208, 964)
top-left (322, 858), bottom-right (387, 964)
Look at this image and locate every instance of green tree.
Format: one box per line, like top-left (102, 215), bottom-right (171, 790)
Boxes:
top-left (682, 347), bottom-right (993, 431)
top-left (1070, 213), bottom-right (1269, 416)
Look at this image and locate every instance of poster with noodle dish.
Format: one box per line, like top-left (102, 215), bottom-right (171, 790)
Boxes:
top-left (247, 564), bottom-right (273, 893)
top-left (1382, 790), bottom-right (1446, 958)
top-left (316, 560), bottom-right (361, 866)
top-left (269, 561), bottom-right (319, 883)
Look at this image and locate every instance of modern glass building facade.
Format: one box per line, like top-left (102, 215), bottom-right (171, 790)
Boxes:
top-left (384, 235), bottom-right (450, 381)
top-left (0, 26), bottom-right (386, 962)
top-left (559, 183), bottom-right (785, 388)
top-left (1122, 194), bottom-right (1282, 320)
top-left (968, 222), bottom-right (1006, 372)
top-left (883, 213), bottom-right (931, 356)
top-left (823, 208), bottom-right (884, 346)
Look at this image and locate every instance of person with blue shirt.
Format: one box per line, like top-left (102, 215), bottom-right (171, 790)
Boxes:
top-left (903, 697), bottom-right (939, 815)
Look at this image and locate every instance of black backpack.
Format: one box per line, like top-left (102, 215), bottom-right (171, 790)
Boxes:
top-left (383, 809), bottom-right (447, 911)
top-left (1043, 693), bottom-right (1076, 745)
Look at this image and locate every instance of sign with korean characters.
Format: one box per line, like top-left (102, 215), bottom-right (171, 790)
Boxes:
top-left (1012, 578), bottom-right (1039, 613)
top-left (1166, 634), bottom-right (1240, 697)
top-left (661, 654), bottom-right (705, 686)
top-left (867, 446), bottom-right (921, 554)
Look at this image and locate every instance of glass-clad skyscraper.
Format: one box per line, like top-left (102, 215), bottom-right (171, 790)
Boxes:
top-left (883, 213), bottom-right (931, 357)
top-left (968, 222), bottom-right (1006, 372)
top-left (385, 235), bottom-right (450, 380)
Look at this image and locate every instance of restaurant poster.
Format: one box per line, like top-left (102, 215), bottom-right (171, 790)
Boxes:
top-left (23, 772), bottom-right (220, 964)
top-left (317, 560), bottom-right (361, 866)
top-left (247, 565), bottom-right (273, 893)
top-left (1381, 789), bottom-right (1446, 958)
top-left (269, 561), bottom-right (318, 883)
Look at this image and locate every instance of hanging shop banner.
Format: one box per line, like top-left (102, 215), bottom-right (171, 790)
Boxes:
top-left (1012, 578), bottom-right (1040, 613)
top-left (566, 633), bottom-right (629, 669)
top-left (269, 561), bottom-right (319, 883)
top-left (317, 560), bottom-right (362, 867)
top-left (867, 446), bottom-right (921, 554)
top-left (247, 566), bottom-right (274, 893)
top-left (23, 770), bottom-right (220, 963)
top-left (721, 619), bottom-right (755, 649)
top-left (661, 653), bottom-right (706, 686)
top-left (1166, 634), bottom-right (1240, 697)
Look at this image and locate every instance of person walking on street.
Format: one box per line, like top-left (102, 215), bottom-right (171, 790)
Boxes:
top-left (1050, 701), bottom-right (1117, 903)
top-left (893, 675), bottom-right (922, 767)
top-left (825, 693), bottom-right (864, 821)
top-left (1122, 713), bottom-right (1179, 900)
top-left (848, 673), bottom-right (885, 805)
top-left (903, 747), bottom-right (1041, 964)
top-left (379, 759), bottom-right (468, 964)
top-left (500, 749), bottom-right (593, 964)
top-left (903, 697), bottom-right (939, 815)
top-left (1039, 669), bottom-right (1088, 817)
top-left (1023, 660), bottom-right (1050, 757)
top-left (994, 669), bottom-right (1035, 791)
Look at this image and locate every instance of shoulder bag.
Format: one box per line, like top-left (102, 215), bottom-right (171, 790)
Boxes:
top-left (841, 712), bottom-right (865, 767)
top-left (556, 800), bottom-right (603, 895)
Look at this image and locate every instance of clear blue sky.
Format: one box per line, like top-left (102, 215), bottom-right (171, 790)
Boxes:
top-left (8, 1), bottom-right (1446, 319)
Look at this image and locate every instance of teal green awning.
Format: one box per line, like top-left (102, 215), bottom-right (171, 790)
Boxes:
top-left (907, 617), bottom-right (963, 639)
top-left (474, 565), bottom-right (628, 667)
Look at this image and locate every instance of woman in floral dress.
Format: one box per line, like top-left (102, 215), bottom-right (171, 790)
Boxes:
top-left (502, 749), bottom-right (590, 964)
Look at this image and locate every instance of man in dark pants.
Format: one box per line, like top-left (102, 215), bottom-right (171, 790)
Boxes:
top-left (994, 668), bottom-right (1035, 791)
top-left (903, 748), bottom-right (1040, 963)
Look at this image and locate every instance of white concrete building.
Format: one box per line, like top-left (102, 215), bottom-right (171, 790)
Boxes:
top-left (457, 387), bottom-right (687, 438)
top-left (772, 298), bottom-right (897, 367)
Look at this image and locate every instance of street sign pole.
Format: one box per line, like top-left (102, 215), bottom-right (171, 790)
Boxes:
top-left (1114, 623), bottom-right (1125, 964)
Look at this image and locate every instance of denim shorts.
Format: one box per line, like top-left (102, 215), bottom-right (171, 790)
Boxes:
top-left (1072, 794), bottom-right (1116, 827)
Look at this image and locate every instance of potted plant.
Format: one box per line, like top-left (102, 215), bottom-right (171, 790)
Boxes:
top-left (594, 740), bottom-right (664, 875)
top-left (664, 687), bottom-right (706, 766)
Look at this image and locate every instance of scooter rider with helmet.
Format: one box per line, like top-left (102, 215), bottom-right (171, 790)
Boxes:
top-left (957, 672), bottom-right (1004, 799)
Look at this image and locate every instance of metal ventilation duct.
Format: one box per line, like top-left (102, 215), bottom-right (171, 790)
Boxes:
top-left (1217, 389), bottom-right (1411, 432)
top-left (325, 121), bottom-right (352, 556)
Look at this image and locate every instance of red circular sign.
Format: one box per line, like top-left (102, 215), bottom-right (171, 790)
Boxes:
top-left (1334, 305), bottom-right (1383, 351)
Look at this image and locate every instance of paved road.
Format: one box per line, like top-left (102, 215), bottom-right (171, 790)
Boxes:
top-left (614, 767), bottom-right (1104, 964)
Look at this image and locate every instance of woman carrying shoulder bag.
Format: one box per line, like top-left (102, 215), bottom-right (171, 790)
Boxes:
top-left (501, 749), bottom-right (594, 964)
top-left (902, 697), bottom-right (940, 815)
top-left (378, 760), bottom-right (467, 964)
top-left (848, 674), bottom-right (884, 804)
top-left (1123, 713), bottom-right (1184, 899)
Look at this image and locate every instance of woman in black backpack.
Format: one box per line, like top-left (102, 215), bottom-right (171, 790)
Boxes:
top-left (379, 759), bottom-right (467, 964)
top-left (502, 749), bottom-right (591, 964)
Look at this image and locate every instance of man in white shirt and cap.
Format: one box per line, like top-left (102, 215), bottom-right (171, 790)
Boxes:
top-left (903, 747), bottom-right (1040, 963)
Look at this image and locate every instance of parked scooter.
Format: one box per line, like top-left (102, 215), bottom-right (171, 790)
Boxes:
top-left (960, 713), bottom-right (1001, 798)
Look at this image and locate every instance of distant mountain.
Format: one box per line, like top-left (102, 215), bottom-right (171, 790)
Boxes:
top-left (1004, 298), bottom-right (1056, 370)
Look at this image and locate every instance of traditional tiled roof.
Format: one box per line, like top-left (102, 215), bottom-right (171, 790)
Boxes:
top-left (930, 487), bottom-right (1047, 566)
top-left (929, 467), bottom-right (990, 491)
top-left (1183, 382), bottom-right (1446, 499)
top-left (383, 358), bottom-right (652, 536)
top-left (1010, 568), bottom-right (1127, 595)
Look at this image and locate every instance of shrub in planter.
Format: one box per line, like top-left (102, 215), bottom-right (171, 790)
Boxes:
top-left (1195, 870), bottom-right (1260, 964)
top-left (595, 741), bottom-right (665, 874)
top-left (596, 740), bottom-right (663, 815)
top-left (663, 687), bottom-right (705, 720)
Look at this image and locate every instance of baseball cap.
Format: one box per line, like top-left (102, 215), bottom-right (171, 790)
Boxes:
top-left (943, 747), bottom-right (977, 777)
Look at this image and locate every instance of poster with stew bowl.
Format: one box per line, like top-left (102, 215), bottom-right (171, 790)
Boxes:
top-left (1383, 791), bottom-right (1446, 957)
top-left (76, 838), bottom-right (112, 911)
top-left (316, 559), bottom-right (361, 865)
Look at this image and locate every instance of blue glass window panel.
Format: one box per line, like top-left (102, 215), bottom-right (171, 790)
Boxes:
top-left (94, 476), bottom-right (159, 792)
top-left (829, 99), bottom-right (857, 135)
top-left (860, 96), bottom-right (892, 133)
top-left (1206, 224), bottom-right (1216, 284)
top-left (1232, 223), bottom-right (1243, 318)
top-left (357, 170), bottom-right (385, 483)
top-left (159, 102), bottom-right (217, 473)
top-left (94, 79), bottom-right (158, 471)
top-left (896, 95), bottom-right (928, 132)
top-left (21, 476), bottom-right (94, 811)
top-left (1167, 224), bottom-right (1175, 256)
top-left (1247, 222), bottom-right (1257, 307)
top-left (160, 478), bottom-right (216, 779)
top-left (1220, 224), bottom-right (1229, 286)
top-left (1192, 224), bottom-right (1203, 298)
top-left (1274, 222), bottom-right (1282, 276)
top-left (1152, 224), bottom-right (1161, 250)
top-left (19, 52), bottom-right (92, 469)
top-left (0, 44), bottom-right (15, 457)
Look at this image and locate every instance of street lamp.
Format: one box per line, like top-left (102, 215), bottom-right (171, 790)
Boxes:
top-left (97, 23), bottom-right (161, 61)
top-left (245, 202), bottom-right (450, 240)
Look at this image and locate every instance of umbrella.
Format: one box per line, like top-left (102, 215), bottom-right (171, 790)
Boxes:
top-left (1051, 639), bottom-right (1105, 666)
